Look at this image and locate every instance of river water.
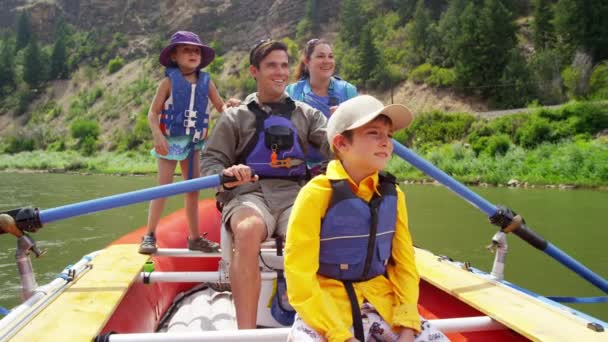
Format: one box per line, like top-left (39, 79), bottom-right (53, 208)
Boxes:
top-left (0, 172), bottom-right (606, 321)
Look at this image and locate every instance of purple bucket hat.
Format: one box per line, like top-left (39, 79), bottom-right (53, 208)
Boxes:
top-left (159, 31), bottom-right (215, 69)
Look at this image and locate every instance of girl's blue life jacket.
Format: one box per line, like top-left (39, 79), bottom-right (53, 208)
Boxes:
top-left (290, 76), bottom-right (352, 117)
top-left (318, 172), bottom-right (398, 281)
top-left (239, 100), bottom-right (308, 179)
top-left (160, 67), bottom-right (210, 143)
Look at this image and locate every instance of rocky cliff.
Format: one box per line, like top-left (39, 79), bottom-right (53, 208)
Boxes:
top-left (1, 0), bottom-right (340, 49)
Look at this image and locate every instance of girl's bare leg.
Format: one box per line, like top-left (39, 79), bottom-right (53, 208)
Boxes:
top-left (179, 152), bottom-right (200, 239)
top-left (146, 158), bottom-right (178, 234)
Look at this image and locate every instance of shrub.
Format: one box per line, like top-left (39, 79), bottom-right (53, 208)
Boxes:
top-left (516, 117), bottom-right (552, 148)
top-left (81, 135), bottom-right (97, 156)
top-left (3, 135), bottom-right (35, 153)
top-left (404, 111), bottom-right (475, 146)
top-left (409, 63), bottom-right (432, 83)
top-left (47, 139), bottom-right (66, 152)
top-left (561, 66), bottom-right (582, 100)
top-left (484, 134), bottom-right (511, 156)
top-left (589, 62), bottom-right (608, 100)
top-left (107, 56), bottom-right (125, 74)
top-left (70, 119), bottom-right (100, 140)
top-left (470, 136), bottom-right (490, 156)
top-left (426, 66), bottom-right (456, 87)
top-left (69, 99), bottom-right (86, 119)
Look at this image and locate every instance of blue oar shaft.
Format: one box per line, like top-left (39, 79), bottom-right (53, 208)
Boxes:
top-left (39, 174), bottom-right (222, 225)
top-left (392, 140), bottom-right (608, 294)
top-left (392, 142), bottom-right (496, 215)
top-left (544, 243), bottom-right (608, 293)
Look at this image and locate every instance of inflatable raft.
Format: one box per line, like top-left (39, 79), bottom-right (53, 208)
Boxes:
top-left (0, 198), bottom-right (606, 342)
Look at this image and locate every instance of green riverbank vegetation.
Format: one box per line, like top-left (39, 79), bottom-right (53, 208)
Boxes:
top-left (2, 101), bottom-right (606, 187)
top-left (387, 101), bottom-right (608, 187)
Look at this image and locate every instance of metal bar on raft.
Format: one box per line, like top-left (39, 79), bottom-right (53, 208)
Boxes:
top-left (104, 316), bottom-right (506, 341)
top-left (153, 248), bottom-right (279, 257)
top-left (0, 252), bottom-right (100, 341)
top-left (138, 271), bottom-right (277, 283)
top-left (391, 140), bottom-right (608, 294)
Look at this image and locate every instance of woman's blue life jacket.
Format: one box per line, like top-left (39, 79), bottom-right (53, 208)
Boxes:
top-left (160, 67), bottom-right (210, 143)
top-left (239, 100), bottom-right (308, 179)
top-left (318, 172), bottom-right (398, 281)
top-left (287, 76), bottom-right (356, 117)
top-left (287, 77), bottom-right (357, 168)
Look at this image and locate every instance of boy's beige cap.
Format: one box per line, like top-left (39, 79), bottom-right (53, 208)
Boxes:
top-left (326, 95), bottom-right (414, 146)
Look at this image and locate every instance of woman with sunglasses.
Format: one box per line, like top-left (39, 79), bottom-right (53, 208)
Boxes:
top-left (286, 39), bottom-right (357, 117)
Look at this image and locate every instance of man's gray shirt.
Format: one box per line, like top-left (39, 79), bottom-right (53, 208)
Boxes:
top-left (200, 92), bottom-right (330, 211)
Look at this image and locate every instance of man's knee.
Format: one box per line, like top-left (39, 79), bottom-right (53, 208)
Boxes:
top-left (230, 208), bottom-right (267, 253)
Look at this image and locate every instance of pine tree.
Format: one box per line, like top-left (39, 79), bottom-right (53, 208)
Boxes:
top-left (305, 0), bottom-right (320, 35)
top-left (453, 3), bottom-right (483, 90)
top-left (409, 0), bottom-right (432, 65)
top-left (396, 0), bottom-right (417, 22)
top-left (495, 49), bottom-right (535, 107)
top-left (0, 39), bottom-right (15, 91)
top-left (51, 34), bottom-right (68, 79)
top-left (554, 0), bottom-right (608, 61)
top-left (339, 0), bottom-right (363, 46)
top-left (23, 37), bottom-right (43, 88)
top-left (532, 0), bottom-right (553, 50)
top-left (15, 12), bottom-right (31, 52)
top-left (426, 0), bottom-right (447, 20)
top-left (357, 25), bottom-right (380, 83)
top-left (436, 0), bottom-right (467, 67)
top-left (454, 0), bottom-right (516, 97)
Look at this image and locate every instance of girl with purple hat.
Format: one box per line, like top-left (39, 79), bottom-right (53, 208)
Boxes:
top-left (139, 31), bottom-right (239, 254)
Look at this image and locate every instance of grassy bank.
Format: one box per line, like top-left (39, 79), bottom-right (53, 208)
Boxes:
top-left (2, 138), bottom-right (607, 187)
top-left (0, 151), bottom-right (157, 175)
top-left (387, 138), bottom-right (608, 187)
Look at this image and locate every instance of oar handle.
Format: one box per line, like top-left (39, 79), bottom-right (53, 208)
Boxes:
top-left (392, 139), bottom-right (608, 294)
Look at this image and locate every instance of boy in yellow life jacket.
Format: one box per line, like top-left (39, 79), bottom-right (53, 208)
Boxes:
top-left (284, 95), bottom-right (449, 342)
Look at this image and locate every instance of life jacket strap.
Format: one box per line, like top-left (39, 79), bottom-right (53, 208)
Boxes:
top-left (343, 280), bottom-right (365, 342)
top-left (184, 84), bottom-right (197, 135)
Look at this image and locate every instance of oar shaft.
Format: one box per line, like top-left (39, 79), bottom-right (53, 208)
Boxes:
top-left (545, 242), bottom-right (608, 293)
top-left (39, 174), bottom-right (222, 224)
top-left (392, 141), bottom-right (496, 215)
top-left (392, 140), bottom-right (608, 294)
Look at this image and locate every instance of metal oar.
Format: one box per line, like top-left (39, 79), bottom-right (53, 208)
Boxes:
top-left (1, 173), bottom-right (243, 233)
top-left (392, 139), bottom-right (608, 294)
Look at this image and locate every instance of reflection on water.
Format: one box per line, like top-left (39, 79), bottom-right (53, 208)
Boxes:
top-left (0, 172), bottom-right (606, 321)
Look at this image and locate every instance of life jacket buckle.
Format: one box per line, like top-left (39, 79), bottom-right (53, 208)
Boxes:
top-left (183, 118), bottom-right (197, 128)
top-left (192, 130), bottom-right (202, 143)
top-left (184, 109), bottom-right (198, 118)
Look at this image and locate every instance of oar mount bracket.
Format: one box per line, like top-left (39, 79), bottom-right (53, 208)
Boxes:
top-left (0, 207), bottom-right (42, 234)
top-left (489, 206), bottom-right (524, 233)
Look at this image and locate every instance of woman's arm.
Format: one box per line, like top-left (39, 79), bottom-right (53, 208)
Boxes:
top-left (208, 80), bottom-right (227, 113)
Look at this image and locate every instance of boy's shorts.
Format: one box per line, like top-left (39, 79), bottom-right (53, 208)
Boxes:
top-left (150, 136), bottom-right (205, 161)
top-left (221, 191), bottom-right (291, 240)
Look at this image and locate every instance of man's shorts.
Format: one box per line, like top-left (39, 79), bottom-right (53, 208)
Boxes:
top-left (221, 191), bottom-right (291, 239)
